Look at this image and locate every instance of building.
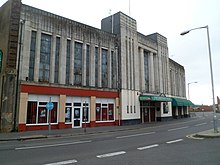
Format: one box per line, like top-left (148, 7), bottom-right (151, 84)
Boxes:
top-left (0, 0), bottom-right (192, 132)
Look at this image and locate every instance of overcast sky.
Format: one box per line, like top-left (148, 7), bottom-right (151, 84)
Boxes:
top-left (1, 0), bottom-right (219, 105)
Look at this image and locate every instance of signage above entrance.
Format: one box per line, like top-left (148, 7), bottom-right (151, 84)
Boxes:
top-left (139, 95), bottom-right (172, 102)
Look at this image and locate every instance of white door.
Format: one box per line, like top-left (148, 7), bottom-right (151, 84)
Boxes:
top-left (72, 107), bottom-right (82, 128)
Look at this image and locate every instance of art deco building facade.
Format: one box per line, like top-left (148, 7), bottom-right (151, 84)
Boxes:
top-left (0, 0), bottom-right (192, 132)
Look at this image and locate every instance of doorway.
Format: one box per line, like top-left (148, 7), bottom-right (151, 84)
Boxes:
top-left (72, 107), bottom-right (82, 128)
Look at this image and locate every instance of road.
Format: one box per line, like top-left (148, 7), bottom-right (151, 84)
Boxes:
top-left (0, 112), bottom-right (220, 165)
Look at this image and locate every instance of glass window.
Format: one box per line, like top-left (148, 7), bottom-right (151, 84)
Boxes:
top-left (108, 104), bottom-right (114, 120)
top-left (163, 102), bottom-right (169, 113)
top-left (29, 31), bottom-right (36, 81)
top-left (66, 40), bottom-right (71, 84)
top-left (26, 101), bottom-right (57, 124)
top-left (38, 106), bottom-right (47, 123)
top-left (96, 103), bottom-right (114, 121)
top-left (102, 49), bottom-right (108, 88)
top-left (26, 101), bottom-right (37, 124)
top-left (39, 33), bottom-right (51, 82)
top-left (54, 37), bottom-right (60, 83)
top-left (83, 106), bottom-right (89, 122)
top-left (74, 42), bottom-right (83, 86)
top-left (96, 103), bottom-right (101, 121)
top-left (65, 107), bottom-right (72, 122)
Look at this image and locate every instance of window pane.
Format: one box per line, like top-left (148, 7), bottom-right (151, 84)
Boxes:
top-left (74, 42), bottom-right (82, 86)
top-left (108, 104), bottom-right (114, 120)
top-left (39, 33), bottom-right (51, 82)
top-left (38, 107), bottom-right (47, 123)
top-left (83, 107), bottom-right (89, 122)
top-left (29, 31), bottom-right (36, 81)
top-left (50, 102), bottom-right (57, 123)
top-left (96, 103), bottom-right (101, 121)
top-left (65, 107), bottom-right (72, 122)
top-left (27, 101), bottom-right (37, 124)
top-left (102, 49), bottom-right (108, 88)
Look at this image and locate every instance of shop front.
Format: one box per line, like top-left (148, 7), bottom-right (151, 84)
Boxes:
top-left (139, 95), bottom-right (172, 123)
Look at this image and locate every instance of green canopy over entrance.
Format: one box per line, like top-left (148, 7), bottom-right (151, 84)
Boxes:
top-left (139, 95), bottom-right (172, 102)
top-left (172, 98), bottom-right (194, 106)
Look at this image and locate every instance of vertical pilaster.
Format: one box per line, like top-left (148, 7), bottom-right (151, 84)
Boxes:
top-left (18, 92), bottom-right (28, 131)
top-left (21, 21), bottom-right (31, 81)
top-left (90, 43), bottom-right (95, 87)
top-left (108, 48), bottom-right (112, 88)
top-left (82, 43), bottom-right (86, 86)
top-left (158, 48), bottom-right (163, 93)
top-left (127, 39), bottom-right (130, 89)
top-left (140, 48), bottom-right (145, 91)
top-left (34, 29), bottom-right (41, 82)
top-left (59, 35), bottom-right (66, 84)
top-left (149, 52), bottom-right (155, 92)
top-left (90, 96), bottom-right (96, 127)
top-left (50, 33), bottom-right (56, 83)
top-left (59, 95), bottom-right (66, 129)
top-left (98, 47), bottom-right (102, 87)
top-left (70, 38), bottom-right (75, 85)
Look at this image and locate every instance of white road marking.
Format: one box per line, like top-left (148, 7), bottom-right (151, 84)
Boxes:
top-left (166, 139), bottom-right (183, 144)
top-left (137, 144), bottom-right (159, 150)
top-left (15, 140), bottom-right (92, 150)
top-left (195, 123), bottom-right (207, 127)
top-left (44, 159), bottom-right (77, 165)
top-left (116, 132), bottom-right (155, 139)
top-left (96, 151), bottom-right (126, 158)
top-left (168, 126), bottom-right (188, 132)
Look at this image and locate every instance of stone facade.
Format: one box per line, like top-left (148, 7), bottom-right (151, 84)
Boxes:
top-left (0, 0), bottom-right (21, 132)
top-left (0, 1), bottom-right (188, 132)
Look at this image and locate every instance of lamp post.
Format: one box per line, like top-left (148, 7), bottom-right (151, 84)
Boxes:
top-left (181, 25), bottom-right (218, 133)
top-left (187, 81), bottom-right (198, 100)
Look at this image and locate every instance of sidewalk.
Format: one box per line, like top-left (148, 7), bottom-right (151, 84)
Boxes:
top-left (193, 128), bottom-right (220, 138)
top-left (0, 119), bottom-right (219, 141)
top-left (0, 123), bottom-right (153, 141)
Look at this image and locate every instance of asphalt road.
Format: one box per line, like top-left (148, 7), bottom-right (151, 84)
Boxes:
top-left (0, 112), bottom-right (220, 165)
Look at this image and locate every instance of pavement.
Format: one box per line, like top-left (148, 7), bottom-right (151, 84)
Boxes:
top-left (0, 118), bottom-right (220, 141)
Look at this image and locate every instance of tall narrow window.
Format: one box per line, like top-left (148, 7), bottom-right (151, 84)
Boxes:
top-left (95, 47), bottom-right (99, 87)
top-left (66, 40), bottom-right (71, 84)
top-left (86, 44), bottom-right (90, 86)
top-left (29, 31), bottom-right (36, 81)
top-left (39, 33), bottom-right (51, 82)
top-left (111, 51), bottom-right (117, 88)
top-left (102, 49), bottom-right (108, 88)
top-left (54, 37), bottom-right (60, 83)
top-left (144, 51), bottom-right (149, 91)
top-left (74, 42), bottom-right (83, 86)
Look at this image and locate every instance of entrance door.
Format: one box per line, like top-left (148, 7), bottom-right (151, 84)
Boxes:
top-left (72, 107), bottom-right (82, 128)
top-left (144, 108), bottom-right (149, 122)
top-left (150, 108), bottom-right (156, 122)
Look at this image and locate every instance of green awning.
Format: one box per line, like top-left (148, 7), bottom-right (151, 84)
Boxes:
top-left (172, 98), bottom-right (194, 106)
top-left (139, 95), bottom-right (172, 102)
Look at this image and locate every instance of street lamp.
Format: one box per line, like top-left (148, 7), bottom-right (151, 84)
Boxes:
top-left (181, 25), bottom-right (218, 133)
top-left (187, 81), bottom-right (198, 100)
